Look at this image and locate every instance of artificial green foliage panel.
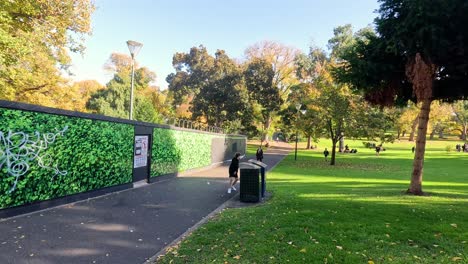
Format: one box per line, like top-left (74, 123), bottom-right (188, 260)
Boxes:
top-left (0, 108), bottom-right (133, 209)
top-left (151, 128), bottom-right (215, 177)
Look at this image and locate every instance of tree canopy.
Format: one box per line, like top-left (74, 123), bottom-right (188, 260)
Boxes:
top-left (87, 53), bottom-right (162, 123)
top-left (0, 0), bottom-right (95, 103)
top-left (334, 0), bottom-right (468, 194)
top-left (166, 46), bottom-right (250, 129)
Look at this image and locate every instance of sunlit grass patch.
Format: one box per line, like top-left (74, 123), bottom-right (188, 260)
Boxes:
top-left (157, 139), bottom-right (467, 264)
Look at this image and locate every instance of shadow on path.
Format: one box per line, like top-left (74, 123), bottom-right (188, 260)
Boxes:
top-left (0, 143), bottom-right (291, 264)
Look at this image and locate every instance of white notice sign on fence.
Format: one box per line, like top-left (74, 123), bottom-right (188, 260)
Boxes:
top-left (134, 136), bottom-right (148, 168)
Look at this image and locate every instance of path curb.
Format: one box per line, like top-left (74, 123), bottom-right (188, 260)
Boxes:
top-left (145, 146), bottom-right (290, 263)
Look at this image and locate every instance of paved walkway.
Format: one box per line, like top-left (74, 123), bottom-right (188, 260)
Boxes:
top-left (0, 143), bottom-right (291, 264)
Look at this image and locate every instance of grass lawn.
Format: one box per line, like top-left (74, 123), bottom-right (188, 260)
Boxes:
top-left (246, 141), bottom-right (259, 156)
top-left (157, 139), bottom-right (467, 263)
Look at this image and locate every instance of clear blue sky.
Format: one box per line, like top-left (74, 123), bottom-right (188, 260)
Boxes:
top-left (69, 0), bottom-right (380, 89)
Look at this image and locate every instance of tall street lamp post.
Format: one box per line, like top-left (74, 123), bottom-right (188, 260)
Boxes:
top-left (294, 103), bottom-right (307, 161)
top-left (126, 40), bottom-right (143, 120)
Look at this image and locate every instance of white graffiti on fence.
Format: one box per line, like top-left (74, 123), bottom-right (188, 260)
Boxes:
top-left (0, 126), bottom-right (68, 193)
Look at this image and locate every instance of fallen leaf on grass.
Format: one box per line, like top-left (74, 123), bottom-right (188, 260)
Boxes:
top-left (368, 261), bottom-right (374, 264)
top-left (300, 248), bottom-right (307, 253)
top-left (233, 255), bottom-right (241, 260)
top-left (336, 246), bottom-right (343, 250)
top-left (450, 223), bottom-right (458, 228)
top-left (451, 257), bottom-right (463, 261)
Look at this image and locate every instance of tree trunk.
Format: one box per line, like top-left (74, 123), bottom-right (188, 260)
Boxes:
top-left (397, 129), bottom-right (401, 139)
top-left (409, 116), bottom-right (419, 141)
top-left (330, 140), bottom-right (337, 165)
top-left (438, 129), bottom-right (444, 139)
top-left (339, 136), bottom-right (344, 152)
top-left (462, 125), bottom-right (467, 140)
top-left (409, 99), bottom-right (431, 195)
top-left (402, 130), bottom-right (406, 137)
top-left (429, 129), bottom-right (435, 140)
top-left (263, 116), bottom-right (272, 141)
top-left (307, 135), bottom-right (311, 149)
top-left (327, 119), bottom-right (337, 165)
top-left (406, 53), bottom-right (436, 195)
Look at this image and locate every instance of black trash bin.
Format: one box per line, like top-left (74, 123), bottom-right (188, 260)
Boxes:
top-left (239, 162), bottom-right (261, 202)
top-left (248, 159), bottom-right (268, 198)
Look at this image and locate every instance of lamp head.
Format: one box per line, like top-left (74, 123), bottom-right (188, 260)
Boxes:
top-left (126, 40), bottom-right (143, 58)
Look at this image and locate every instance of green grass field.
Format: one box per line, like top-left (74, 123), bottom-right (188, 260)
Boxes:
top-left (157, 139), bottom-right (467, 263)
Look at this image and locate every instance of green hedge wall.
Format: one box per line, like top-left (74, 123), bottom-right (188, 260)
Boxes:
top-left (151, 128), bottom-right (216, 177)
top-left (0, 108), bottom-right (133, 209)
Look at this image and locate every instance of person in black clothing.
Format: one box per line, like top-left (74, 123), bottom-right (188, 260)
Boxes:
top-left (228, 152), bottom-right (241, 193)
top-left (323, 148), bottom-right (329, 161)
top-left (256, 146), bottom-right (264, 162)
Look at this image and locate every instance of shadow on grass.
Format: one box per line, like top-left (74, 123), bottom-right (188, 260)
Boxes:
top-left (268, 179), bottom-right (468, 201)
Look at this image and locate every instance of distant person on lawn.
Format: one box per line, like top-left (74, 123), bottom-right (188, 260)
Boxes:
top-left (376, 145), bottom-right (382, 156)
top-left (323, 148), bottom-right (329, 161)
top-left (256, 146), bottom-right (264, 162)
top-left (228, 152), bottom-right (241, 194)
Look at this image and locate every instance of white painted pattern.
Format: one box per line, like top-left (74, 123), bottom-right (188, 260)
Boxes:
top-left (0, 126), bottom-right (68, 193)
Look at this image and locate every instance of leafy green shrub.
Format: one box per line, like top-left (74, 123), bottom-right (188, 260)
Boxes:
top-left (151, 129), bottom-right (246, 177)
top-left (151, 128), bottom-right (213, 176)
top-left (0, 108), bottom-right (133, 209)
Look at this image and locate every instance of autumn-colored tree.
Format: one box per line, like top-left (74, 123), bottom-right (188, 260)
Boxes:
top-left (0, 0), bottom-right (94, 104)
top-left (245, 40), bottom-right (302, 139)
top-left (427, 102), bottom-right (453, 140)
top-left (244, 41), bottom-right (300, 99)
top-left (65, 80), bottom-right (105, 112)
top-left (451, 101), bottom-right (468, 140)
top-left (395, 103), bottom-right (419, 140)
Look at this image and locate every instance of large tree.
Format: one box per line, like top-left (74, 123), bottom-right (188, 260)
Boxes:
top-left (191, 50), bottom-right (249, 127)
top-left (244, 59), bottom-right (282, 140)
top-left (87, 53), bottom-right (161, 123)
top-left (395, 103), bottom-right (419, 140)
top-left (166, 46), bottom-right (250, 128)
top-left (327, 24), bottom-right (355, 60)
top-left (244, 41), bottom-right (301, 140)
top-left (166, 46), bottom-right (214, 106)
top-left (244, 41), bottom-right (300, 98)
top-left (427, 101), bottom-right (453, 140)
top-left (0, 0), bottom-right (94, 104)
top-left (451, 100), bottom-right (468, 140)
top-left (335, 0), bottom-right (468, 195)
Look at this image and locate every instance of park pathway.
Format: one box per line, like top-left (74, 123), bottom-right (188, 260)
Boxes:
top-left (0, 142), bottom-right (291, 264)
